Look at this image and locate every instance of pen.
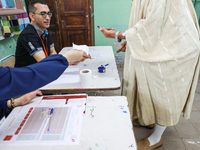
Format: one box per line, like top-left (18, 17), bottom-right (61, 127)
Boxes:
top-left (47, 108), bottom-right (54, 131)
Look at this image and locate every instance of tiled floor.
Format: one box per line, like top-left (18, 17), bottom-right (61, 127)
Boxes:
top-left (86, 68), bottom-right (200, 150)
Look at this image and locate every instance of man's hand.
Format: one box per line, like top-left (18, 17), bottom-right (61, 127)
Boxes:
top-left (98, 27), bottom-right (116, 38)
top-left (63, 49), bottom-right (91, 63)
top-left (116, 41), bottom-right (127, 53)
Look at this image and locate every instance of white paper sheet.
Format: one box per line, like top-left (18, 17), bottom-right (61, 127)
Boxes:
top-left (72, 43), bottom-right (89, 55)
top-left (0, 105), bottom-right (84, 146)
top-left (39, 99), bottom-right (66, 105)
top-left (48, 68), bottom-right (80, 85)
top-left (39, 94), bottom-right (88, 115)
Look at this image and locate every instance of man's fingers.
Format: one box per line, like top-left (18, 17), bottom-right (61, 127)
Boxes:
top-left (116, 50), bottom-right (122, 53)
top-left (106, 27), bottom-right (114, 31)
top-left (116, 46), bottom-right (126, 53)
top-left (116, 48), bottom-right (123, 53)
top-left (116, 41), bottom-right (127, 53)
top-left (99, 27), bottom-right (103, 31)
top-left (122, 48), bottom-right (126, 52)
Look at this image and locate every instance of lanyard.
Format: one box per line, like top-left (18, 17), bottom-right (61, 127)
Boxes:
top-left (37, 32), bottom-right (48, 57)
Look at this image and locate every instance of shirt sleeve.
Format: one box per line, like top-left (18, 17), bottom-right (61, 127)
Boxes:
top-left (22, 34), bottom-right (43, 56)
top-left (0, 54), bottom-right (69, 101)
top-left (50, 43), bottom-right (54, 49)
top-left (47, 34), bottom-right (54, 49)
top-left (0, 100), bottom-right (12, 119)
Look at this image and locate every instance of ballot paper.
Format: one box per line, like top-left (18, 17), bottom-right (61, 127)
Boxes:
top-left (0, 94), bottom-right (88, 146)
top-left (73, 43), bottom-right (89, 55)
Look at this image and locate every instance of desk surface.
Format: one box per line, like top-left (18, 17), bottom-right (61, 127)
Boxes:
top-left (1, 96), bottom-right (136, 150)
top-left (40, 46), bottom-right (121, 93)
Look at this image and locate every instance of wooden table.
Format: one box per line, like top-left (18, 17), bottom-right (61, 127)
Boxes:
top-left (40, 46), bottom-right (121, 93)
top-left (0, 96), bottom-right (137, 150)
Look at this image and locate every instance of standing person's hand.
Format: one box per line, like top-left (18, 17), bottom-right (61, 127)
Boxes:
top-left (98, 27), bottom-right (116, 38)
top-left (63, 49), bottom-right (91, 64)
top-left (116, 41), bottom-right (127, 53)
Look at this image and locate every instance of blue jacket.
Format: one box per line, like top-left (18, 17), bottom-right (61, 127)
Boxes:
top-left (0, 54), bottom-right (68, 119)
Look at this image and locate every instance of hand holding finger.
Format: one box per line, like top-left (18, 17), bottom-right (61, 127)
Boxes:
top-left (116, 46), bottom-right (124, 53)
top-left (117, 41), bottom-right (127, 53)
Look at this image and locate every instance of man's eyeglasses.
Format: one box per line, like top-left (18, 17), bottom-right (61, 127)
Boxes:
top-left (33, 11), bottom-right (52, 18)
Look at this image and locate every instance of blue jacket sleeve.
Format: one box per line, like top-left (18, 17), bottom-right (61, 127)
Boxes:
top-left (0, 54), bottom-right (69, 101)
top-left (0, 100), bottom-right (12, 119)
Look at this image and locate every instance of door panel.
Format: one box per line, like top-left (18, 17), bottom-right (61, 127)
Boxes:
top-left (65, 16), bottom-right (85, 27)
top-left (63, 0), bottom-right (85, 12)
top-left (59, 0), bottom-right (92, 46)
top-left (65, 30), bottom-right (88, 46)
top-left (43, 0), bottom-right (62, 53)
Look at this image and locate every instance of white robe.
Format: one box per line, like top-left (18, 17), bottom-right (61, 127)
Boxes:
top-left (122, 0), bottom-right (200, 126)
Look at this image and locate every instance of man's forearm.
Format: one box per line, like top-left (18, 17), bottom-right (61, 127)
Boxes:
top-left (50, 47), bottom-right (57, 55)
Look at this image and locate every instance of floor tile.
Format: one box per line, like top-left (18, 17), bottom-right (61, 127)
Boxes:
top-left (193, 101), bottom-right (200, 111)
top-left (114, 89), bottom-right (122, 96)
top-left (192, 123), bottom-right (200, 135)
top-left (163, 126), bottom-right (181, 139)
top-left (189, 112), bottom-right (200, 124)
top-left (156, 145), bottom-right (165, 150)
top-left (194, 93), bottom-right (200, 101)
top-left (175, 123), bottom-right (199, 139)
top-left (86, 92), bottom-right (96, 96)
top-left (192, 104), bottom-right (199, 111)
top-left (183, 139), bottom-right (200, 150)
top-left (133, 127), bottom-right (153, 141)
top-left (178, 116), bottom-right (191, 124)
top-left (163, 139), bottom-right (187, 150)
top-left (195, 81), bottom-right (200, 93)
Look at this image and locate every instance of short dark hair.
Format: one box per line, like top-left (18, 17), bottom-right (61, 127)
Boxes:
top-left (29, 0), bottom-right (47, 13)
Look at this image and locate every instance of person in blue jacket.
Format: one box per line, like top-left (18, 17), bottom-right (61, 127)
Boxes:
top-left (0, 49), bottom-right (91, 119)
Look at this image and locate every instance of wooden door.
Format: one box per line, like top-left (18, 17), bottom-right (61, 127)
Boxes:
top-left (43, 0), bottom-right (62, 53)
top-left (58, 0), bottom-right (94, 47)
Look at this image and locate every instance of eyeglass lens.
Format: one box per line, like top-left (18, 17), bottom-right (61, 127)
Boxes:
top-left (40, 12), bottom-right (52, 18)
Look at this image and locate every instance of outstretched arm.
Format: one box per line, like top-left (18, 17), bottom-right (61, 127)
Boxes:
top-left (98, 27), bottom-right (126, 40)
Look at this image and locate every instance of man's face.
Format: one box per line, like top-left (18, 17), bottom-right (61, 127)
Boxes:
top-left (31, 3), bottom-right (51, 31)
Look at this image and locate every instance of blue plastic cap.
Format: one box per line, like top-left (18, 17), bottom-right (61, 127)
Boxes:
top-left (98, 65), bottom-right (106, 73)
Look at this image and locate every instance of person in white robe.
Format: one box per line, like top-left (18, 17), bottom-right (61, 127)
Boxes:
top-left (99, 0), bottom-right (200, 149)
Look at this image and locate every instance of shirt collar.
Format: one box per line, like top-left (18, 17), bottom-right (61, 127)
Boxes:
top-left (31, 21), bottom-right (48, 38)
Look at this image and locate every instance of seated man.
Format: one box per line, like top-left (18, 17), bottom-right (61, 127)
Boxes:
top-left (15, 0), bottom-right (56, 67)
